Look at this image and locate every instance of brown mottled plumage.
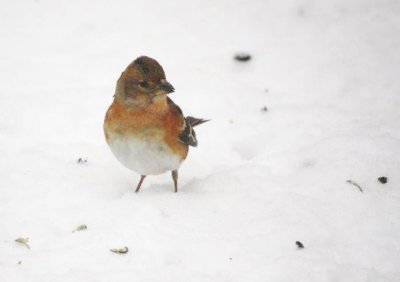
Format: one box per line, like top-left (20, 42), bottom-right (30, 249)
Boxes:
top-left (104, 56), bottom-right (208, 192)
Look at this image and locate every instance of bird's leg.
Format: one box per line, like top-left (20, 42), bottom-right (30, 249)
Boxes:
top-left (135, 175), bottom-right (146, 193)
top-left (171, 170), bottom-right (178, 193)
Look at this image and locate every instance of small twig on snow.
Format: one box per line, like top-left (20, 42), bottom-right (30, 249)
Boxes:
top-left (15, 237), bottom-right (30, 249)
top-left (110, 246), bottom-right (129, 254)
top-left (346, 180), bottom-right (363, 192)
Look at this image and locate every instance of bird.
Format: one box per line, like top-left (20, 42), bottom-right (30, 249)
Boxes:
top-left (104, 56), bottom-right (208, 193)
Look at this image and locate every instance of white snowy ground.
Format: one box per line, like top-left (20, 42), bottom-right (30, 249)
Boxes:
top-left (1, 0), bottom-right (400, 281)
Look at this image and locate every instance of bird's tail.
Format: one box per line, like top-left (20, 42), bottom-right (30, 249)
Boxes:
top-left (179, 116), bottom-right (209, 147)
top-left (185, 116), bottom-right (210, 127)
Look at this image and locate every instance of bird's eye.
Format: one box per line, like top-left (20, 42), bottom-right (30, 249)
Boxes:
top-left (139, 81), bottom-right (149, 88)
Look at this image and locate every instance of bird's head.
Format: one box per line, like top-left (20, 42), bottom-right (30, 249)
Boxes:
top-left (115, 56), bottom-right (175, 106)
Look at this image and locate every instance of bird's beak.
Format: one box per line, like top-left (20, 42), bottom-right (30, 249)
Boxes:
top-left (159, 79), bottom-right (175, 94)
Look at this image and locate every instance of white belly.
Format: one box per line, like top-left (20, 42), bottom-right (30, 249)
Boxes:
top-left (107, 135), bottom-right (183, 175)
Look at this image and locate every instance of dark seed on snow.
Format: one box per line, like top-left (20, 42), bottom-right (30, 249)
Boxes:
top-left (234, 53), bottom-right (251, 62)
top-left (77, 157), bottom-right (87, 164)
top-left (296, 241), bottom-right (304, 249)
top-left (378, 177), bottom-right (387, 184)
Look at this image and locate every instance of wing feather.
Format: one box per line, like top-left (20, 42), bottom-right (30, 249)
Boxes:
top-left (166, 97), bottom-right (208, 147)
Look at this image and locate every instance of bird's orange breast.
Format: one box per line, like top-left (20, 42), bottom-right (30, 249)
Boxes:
top-left (104, 97), bottom-right (189, 160)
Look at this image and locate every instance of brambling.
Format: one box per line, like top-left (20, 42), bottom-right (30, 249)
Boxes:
top-left (104, 56), bottom-right (208, 193)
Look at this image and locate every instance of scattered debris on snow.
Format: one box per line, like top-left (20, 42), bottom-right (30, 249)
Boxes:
top-left (346, 180), bottom-right (363, 192)
top-left (72, 224), bottom-right (87, 233)
top-left (15, 237), bottom-right (30, 249)
top-left (77, 157), bottom-right (87, 164)
top-left (234, 52), bottom-right (251, 62)
top-left (110, 247), bottom-right (129, 254)
top-left (378, 176), bottom-right (388, 184)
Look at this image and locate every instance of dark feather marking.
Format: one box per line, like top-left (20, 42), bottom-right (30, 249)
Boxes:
top-left (133, 56), bottom-right (166, 82)
top-left (178, 119), bottom-right (198, 147)
top-left (135, 58), bottom-right (150, 74)
top-left (167, 97), bottom-right (208, 147)
top-left (186, 116), bottom-right (209, 127)
top-left (166, 97), bottom-right (183, 115)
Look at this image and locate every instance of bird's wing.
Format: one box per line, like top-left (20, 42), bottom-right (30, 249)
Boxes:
top-left (166, 97), bottom-right (208, 147)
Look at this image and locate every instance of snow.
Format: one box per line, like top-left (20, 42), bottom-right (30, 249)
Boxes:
top-left (1, 0), bottom-right (400, 281)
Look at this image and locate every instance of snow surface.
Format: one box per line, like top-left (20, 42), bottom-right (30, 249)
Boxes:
top-left (1, 0), bottom-right (400, 281)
